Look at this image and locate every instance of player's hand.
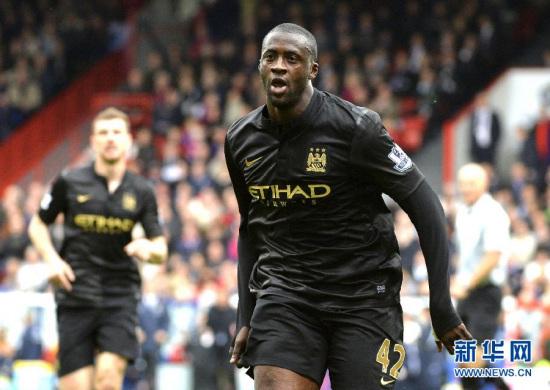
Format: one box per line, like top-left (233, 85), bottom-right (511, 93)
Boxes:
top-left (229, 326), bottom-right (250, 367)
top-left (124, 238), bottom-right (152, 262)
top-left (451, 280), bottom-right (469, 300)
top-left (435, 323), bottom-right (473, 354)
top-left (48, 257), bottom-right (75, 291)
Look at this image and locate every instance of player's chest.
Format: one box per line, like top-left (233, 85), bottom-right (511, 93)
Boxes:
top-left (238, 130), bottom-right (350, 184)
top-left (65, 180), bottom-right (140, 219)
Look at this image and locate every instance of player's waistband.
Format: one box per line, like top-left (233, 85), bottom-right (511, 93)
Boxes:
top-left (253, 286), bottom-right (401, 311)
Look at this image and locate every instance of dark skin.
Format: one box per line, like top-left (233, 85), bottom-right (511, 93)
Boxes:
top-left (258, 31), bottom-right (319, 123)
top-left (229, 30), bottom-right (472, 389)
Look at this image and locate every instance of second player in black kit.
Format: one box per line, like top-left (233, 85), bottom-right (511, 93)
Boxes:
top-left (225, 23), bottom-right (472, 389)
top-left (38, 166), bottom-right (162, 308)
top-left (28, 107), bottom-right (167, 390)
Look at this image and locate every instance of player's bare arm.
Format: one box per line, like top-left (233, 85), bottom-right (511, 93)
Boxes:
top-left (28, 214), bottom-right (75, 291)
top-left (124, 236), bottom-right (167, 264)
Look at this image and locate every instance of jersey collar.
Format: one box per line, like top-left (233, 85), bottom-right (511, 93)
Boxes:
top-left (89, 162), bottom-right (129, 193)
top-left (256, 88), bottom-right (322, 134)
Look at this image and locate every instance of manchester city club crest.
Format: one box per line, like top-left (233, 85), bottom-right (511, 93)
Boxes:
top-left (306, 147), bottom-right (327, 173)
top-left (122, 192), bottom-right (137, 211)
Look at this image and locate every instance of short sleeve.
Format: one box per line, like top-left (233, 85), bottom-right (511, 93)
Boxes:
top-left (350, 113), bottom-right (425, 201)
top-left (38, 175), bottom-right (67, 224)
top-left (483, 206), bottom-right (510, 252)
top-left (140, 184), bottom-right (163, 238)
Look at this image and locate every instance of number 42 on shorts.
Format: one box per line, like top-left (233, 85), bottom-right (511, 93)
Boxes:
top-left (376, 338), bottom-right (406, 379)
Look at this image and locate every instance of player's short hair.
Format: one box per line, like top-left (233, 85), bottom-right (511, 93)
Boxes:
top-left (263, 23), bottom-right (318, 61)
top-left (92, 107), bottom-right (130, 132)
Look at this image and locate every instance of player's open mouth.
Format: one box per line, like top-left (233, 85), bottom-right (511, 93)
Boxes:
top-left (270, 78), bottom-right (288, 95)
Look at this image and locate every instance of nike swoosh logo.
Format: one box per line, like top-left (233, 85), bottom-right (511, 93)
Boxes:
top-left (244, 156), bottom-right (262, 168)
top-left (77, 194), bottom-right (91, 203)
top-left (380, 378), bottom-right (395, 386)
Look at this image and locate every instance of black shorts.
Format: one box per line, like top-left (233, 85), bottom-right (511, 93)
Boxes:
top-left (242, 294), bottom-right (404, 389)
top-left (457, 284), bottom-right (502, 344)
top-left (56, 305), bottom-right (139, 377)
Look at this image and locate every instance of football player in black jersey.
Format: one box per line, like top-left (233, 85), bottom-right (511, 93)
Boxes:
top-left (225, 23), bottom-right (472, 389)
top-left (28, 107), bottom-right (167, 390)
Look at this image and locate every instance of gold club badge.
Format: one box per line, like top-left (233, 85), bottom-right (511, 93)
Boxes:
top-left (122, 192), bottom-right (137, 211)
top-left (306, 147), bottom-right (327, 173)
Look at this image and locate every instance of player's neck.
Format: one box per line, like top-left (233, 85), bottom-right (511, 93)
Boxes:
top-left (267, 84), bottom-right (313, 124)
top-left (94, 159), bottom-right (126, 187)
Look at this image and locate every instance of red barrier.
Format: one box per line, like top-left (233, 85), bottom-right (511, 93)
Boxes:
top-left (0, 50), bottom-right (129, 196)
top-left (387, 115), bottom-right (427, 153)
top-left (442, 121), bottom-right (455, 184)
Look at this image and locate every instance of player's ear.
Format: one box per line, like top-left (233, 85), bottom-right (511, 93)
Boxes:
top-left (309, 61), bottom-right (319, 80)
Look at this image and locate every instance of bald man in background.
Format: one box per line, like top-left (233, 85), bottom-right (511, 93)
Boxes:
top-left (452, 163), bottom-right (510, 390)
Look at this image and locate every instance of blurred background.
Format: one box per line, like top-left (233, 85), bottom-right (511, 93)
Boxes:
top-left (1, 0), bottom-right (550, 389)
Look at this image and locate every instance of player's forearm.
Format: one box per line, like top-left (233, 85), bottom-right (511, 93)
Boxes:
top-left (143, 237), bottom-right (168, 264)
top-left (146, 242), bottom-right (167, 263)
top-left (124, 236), bottom-right (167, 264)
top-left (399, 181), bottom-right (461, 336)
top-left (27, 215), bottom-right (61, 263)
top-left (467, 251), bottom-right (500, 289)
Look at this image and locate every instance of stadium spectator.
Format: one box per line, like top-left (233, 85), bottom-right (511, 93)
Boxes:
top-left (0, 327), bottom-right (15, 385)
top-left (453, 163), bottom-right (511, 390)
top-left (133, 126), bottom-right (157, 176)
top-left (468, 92), bottom-right (502, 167)
top-left (5, 58), bottom-right (42, 118)
top-left (1, 210), bottom-right (28, 260)
top-left (206, 288), bottom-right (236, 390)
top-left (137, 276), bottom-right (170, 390)
top-left (120, 67), bottom-right (146, 94)
top-left (14, 311), bottom-right (43, 361)
top-left (15, 245), bottom-right (49, 292)
top-left (0, 257), bottom-right (19, 291)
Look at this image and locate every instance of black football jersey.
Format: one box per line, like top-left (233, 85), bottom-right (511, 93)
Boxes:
top-left (225, 89), bottom-right (425, 309)
top-left (39, 165), bottom-right (163, 307)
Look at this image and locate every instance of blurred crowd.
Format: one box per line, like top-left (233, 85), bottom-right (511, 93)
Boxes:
top-left (0, 0), bottom-right (133, 141)
top-left (128, 0), bottom-right (546, 150)
top-left (1, 0), bottom-right (550, 389)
